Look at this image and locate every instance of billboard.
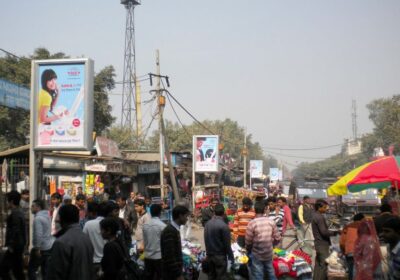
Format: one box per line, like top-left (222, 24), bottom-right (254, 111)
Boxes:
top-left (31, 59), bottom-right (94, 150)
top-left (193, 135), bottom-right (219, 172)
top-left (269, 168), bottom-right (279, 181)
top-left (0, 78), bottom-right (30, 110)
top-left (250, 160), bottom-right (263, 178)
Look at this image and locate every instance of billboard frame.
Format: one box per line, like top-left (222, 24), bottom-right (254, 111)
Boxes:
top-left (31, 58), bottom-right (94, 151)
top-left (192, 135), bottom-right (219, 173)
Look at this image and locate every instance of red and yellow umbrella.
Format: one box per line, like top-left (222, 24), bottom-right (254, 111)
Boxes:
top-left (328, 156), bottom-right (400, 196)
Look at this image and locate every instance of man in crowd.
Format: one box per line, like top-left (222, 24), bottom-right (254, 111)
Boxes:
top-left (29, 199), bottom-right (55, 280)
top-left (143, 203), bottom-right (167, 280)
top-left (51, 192), bottom-right (62, 235)
top-left (374, 203), bottom-right (395, 236)
top-left (233, 197), bottom-right (256, 247)
top-left (83, 202), bottom-right (106, 279)
top-left (246, 201), bottom-right (281, 280)
top-left (339, 213), bottom-right (364, 280)
top-left (104, 201), bottom-right (132, 251)
top-left (201, 197), bottom-right (218, 226)
top-left (381, 216), bottom-right (400, 279)
top-left (312, 199), bottom-right (338, 280)
top-left (134, 199), bottom-right (151, 253)
top-left (20, 189), bottom-right (30, 254)
top-left (265, 196), bottom-right (284, 235)
top-left (75, 193), bottom-right (87, 228)
top-left (277, 196), bottom-right (295, 233)
top-left (161, 205), bottom-right (190, 280)
top-left (47, 204), bottom-right (94, 280)
top-left (204, 203), bottom-right (234, 280)
top-left (116, 195), bottom-right (137, 231)
top-left (0, 191), bottom-right (26, 280)
top-left (298, 195), bottom-right (313, 236)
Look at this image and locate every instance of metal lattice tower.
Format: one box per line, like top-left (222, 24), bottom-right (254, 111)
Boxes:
top-left (352, 99), bottom-right (358, 140)
top-left (120, 0), bottom-right (141, 129)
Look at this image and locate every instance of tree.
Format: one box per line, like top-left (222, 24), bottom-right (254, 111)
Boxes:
top-left (0, 48), bottom-right (116, 150)
top-left (363, 95), bottom-right (400, 156)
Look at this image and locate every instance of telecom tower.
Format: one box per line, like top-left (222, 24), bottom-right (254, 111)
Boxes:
top-left (120, 0), bottom-right (141, 132)
top-left (352, 99), bottom-right (358, 140)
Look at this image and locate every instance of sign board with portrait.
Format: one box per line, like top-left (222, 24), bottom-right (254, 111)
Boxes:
top-left (250, 160), bottom-right (263, 178)
top-left (31, 58), bottom-right (94, 151)
top-left (193, 135), bottom-right (219, 172)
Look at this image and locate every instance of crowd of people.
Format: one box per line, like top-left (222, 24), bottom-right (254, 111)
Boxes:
top-left (201, 195), bottom-right (400, 280)
top-left (0, 189), bottom-right (190, 280)
top-left (1, 187), bottom-right (400, 280)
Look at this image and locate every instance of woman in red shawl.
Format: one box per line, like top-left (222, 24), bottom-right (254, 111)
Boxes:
top-left (353, 219), bottom-right (384, 280)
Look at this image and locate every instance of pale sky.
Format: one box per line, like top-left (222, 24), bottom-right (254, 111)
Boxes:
top-left (1, 0), bottom-right (400, 168)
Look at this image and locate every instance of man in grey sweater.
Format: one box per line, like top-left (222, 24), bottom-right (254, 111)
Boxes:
top-left (29, 199), bottom-right (55, 280)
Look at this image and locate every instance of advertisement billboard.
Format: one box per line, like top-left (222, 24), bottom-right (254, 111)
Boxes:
top-left (193, 135), bottom-right (219, 172)
top-left (0, 79), bottom-right (30, 110)
top-left (269, 168), bottom-right (279, 181)
top-left (31, 59), bottom-right (94, 150)
top-left (250, 160), bottom-right (263, 178)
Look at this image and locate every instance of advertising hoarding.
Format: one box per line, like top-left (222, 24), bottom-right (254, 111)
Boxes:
top-left (269, 168), bottom-right (279, 181)
top-left (193, 135), bottom-right (219, 172)
top-left (31, 59), bottom-right (94, 150)
top-left (0, 79), bottom-right (30, 110)
top-left (250, 160), bottom-right (263, 178)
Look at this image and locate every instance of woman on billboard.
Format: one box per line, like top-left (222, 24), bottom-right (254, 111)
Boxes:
top-left (38, 69), bottom-right (66, 124)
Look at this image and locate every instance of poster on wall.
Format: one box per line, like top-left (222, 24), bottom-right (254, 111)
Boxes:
top-left (31, 58), bottom-right (94, 151)
top-left (193, 135), bottom-right (219, 172)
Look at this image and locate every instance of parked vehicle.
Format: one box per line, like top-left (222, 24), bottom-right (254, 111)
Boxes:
top-left (337, 189), bottom-right (381, 218)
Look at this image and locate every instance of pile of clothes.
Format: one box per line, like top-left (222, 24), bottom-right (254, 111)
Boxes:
top-left (272, 248), bottom-right (313, 280)
top-left (326, 250), bottom-right (347, 278)
top-left (182, 241), bottom-right (206, 279)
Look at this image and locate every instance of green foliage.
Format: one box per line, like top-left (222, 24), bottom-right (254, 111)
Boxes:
top-left (0, 48), bottom-right (116, 150)
top-left (105, 125), bottom-right (138, 150)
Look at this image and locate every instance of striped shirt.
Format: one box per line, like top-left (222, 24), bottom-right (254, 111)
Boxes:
top-left (267, 209), bottom-right (284, 234)
top-left (233, 208), bottom-right (256, 237)
top-left (245, 216), bottom-right (281, 261)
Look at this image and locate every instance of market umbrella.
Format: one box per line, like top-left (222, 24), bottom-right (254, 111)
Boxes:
top-left (327, 156), bottom-right (400, 196)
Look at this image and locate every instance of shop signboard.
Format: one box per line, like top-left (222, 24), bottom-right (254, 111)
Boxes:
top-left (138, 163), bottom-right (160, 174)
top-left (193, 135), bottom-right (219, 172)
top-left (250, 160), bottom-right (263, 178)
top-left (43, 156), bottom-right (83, 170)
top-left (96, 136), bottom-right (122, 158)
top-left (31, 58), bottom-right (94, 151)
top-left (84, 162), bottom-right (107, 172)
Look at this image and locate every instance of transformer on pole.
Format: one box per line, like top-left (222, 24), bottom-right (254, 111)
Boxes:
top-left (120, 0), bottom-right (141, 131)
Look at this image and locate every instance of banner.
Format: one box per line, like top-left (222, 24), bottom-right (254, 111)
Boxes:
top-left (193, 135), bottom-right (219, 172)
top-left (32, 59), bottom-right (94, 151)
top-left (269, 168), bottom-right (279, 181)
top-left (250, 160), bottom-right (263, 178)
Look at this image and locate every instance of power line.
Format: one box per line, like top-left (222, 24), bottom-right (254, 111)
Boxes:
top-left (262, 143), bottom-right (343, 151)
top-left (165, 89), bottom-right (192, 137)
top-left (263, 148), bottom-right (330, 160)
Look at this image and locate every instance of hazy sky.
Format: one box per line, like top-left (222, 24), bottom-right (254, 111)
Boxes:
top-left (1, 0), bottom-right (400, 168)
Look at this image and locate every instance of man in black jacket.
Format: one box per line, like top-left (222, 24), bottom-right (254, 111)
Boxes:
top-left (161, 205), bottom-right (190, 280)
top-left (204, 203), bottom-right (234, 280)
top-left (312, 199), bottom-right (337, 280)
top-left (0, 190), bottom-right (26, 280)
top-left (47, 204), bottom-right (94, 280)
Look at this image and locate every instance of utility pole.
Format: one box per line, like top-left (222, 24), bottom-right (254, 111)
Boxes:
top-left (135, 77), bottom-right (142, 140)
top-left (156, 50), bottom-right (164, 187)
top-left (153, 50), bottom-right (180, 203)
top-left (243, 129), bottom-right (247, 189)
